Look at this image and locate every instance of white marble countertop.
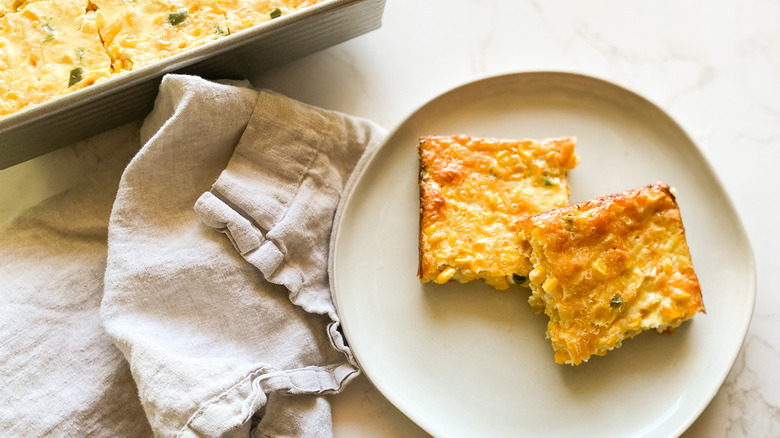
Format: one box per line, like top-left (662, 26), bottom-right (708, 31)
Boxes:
top-left (1, 0), bottom-right (777, 436)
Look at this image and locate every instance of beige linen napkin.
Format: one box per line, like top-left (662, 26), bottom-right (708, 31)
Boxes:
top-left (0, 124), bottom-right (151, 437)
top-left (0, 74), bottom-right (385, 437)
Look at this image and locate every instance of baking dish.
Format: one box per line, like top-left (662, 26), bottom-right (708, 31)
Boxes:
top-left (0, 0), bottom-right (385, 169)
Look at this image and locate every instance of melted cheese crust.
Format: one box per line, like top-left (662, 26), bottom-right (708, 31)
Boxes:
top-left (418, 135), bottom-right (578, 290)
top-left (221, 0), bottom-right (319, 34)
top-left (520, 183), bottom-right (705, 365)
top-left (0, 0), bottom-right (320, 116)
top-left (0, 0), bottom-right (111, 115)
top-left (93, 0), bottom-right (229, 73)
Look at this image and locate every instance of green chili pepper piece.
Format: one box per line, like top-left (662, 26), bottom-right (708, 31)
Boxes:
top-left (610, 295), bottom-right (624, 308)
top-left (269, 7), bottom-right (282, 19)
top-left (68, 66), bottom-right (83, 87)
top-left (41, 21), bottom-right (55, 42)
top-left (564, 218), bottom-right (575, 233)
top-left (168, 11), bottom-right (188, 26)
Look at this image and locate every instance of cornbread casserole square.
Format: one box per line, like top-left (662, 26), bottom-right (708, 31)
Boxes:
top-left (519, 183), bottom-right (705, 365)
top-left (418, 135), bottom-right (578, 290)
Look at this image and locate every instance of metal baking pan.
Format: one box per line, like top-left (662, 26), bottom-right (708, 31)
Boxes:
top-left (0, 0), bottom-right (385, 169)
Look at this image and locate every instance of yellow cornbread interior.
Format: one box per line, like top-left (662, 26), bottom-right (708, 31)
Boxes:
top-left (418, 135), bottom-right (579, 290)
top-left (0, 0), bottom-right (111, 115)
top-left (520, 183), bottom-right (705, 365)
top-left (92, 0), bottom-right (231, 74)
top-left (221, 0), bottom-right (319, 33)
top-left (0, 0), bottom-right (321, 116)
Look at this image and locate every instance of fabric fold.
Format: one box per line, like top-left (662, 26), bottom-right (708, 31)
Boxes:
top-left (99, 75), bottom-right (386, 438)
top-left (198, 89), bottom-right (385, 327)
top-left (195, 191), bottom-right (285, 278)
top-left (0, 123), bottom-right (153, 437)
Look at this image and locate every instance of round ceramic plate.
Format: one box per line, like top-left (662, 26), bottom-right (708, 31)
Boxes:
top-left (329, 72), bottom-right (755, 438)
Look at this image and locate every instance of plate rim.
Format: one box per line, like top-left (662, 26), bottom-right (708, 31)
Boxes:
top-left (329, 70), bottom-right (757, 438)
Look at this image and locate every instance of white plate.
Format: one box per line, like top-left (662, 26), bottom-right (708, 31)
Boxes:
top-left (330, 72), bottom-right (755, 438)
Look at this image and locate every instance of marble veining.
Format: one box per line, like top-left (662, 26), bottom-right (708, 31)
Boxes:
top-left (720, 336), bottom-right (780, 437)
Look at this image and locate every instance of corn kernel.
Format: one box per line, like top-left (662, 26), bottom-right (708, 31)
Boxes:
top-left (661, 304), bottom-right (682, 320)
top-left (529, 265), bottom-right (546, 283)
top-left (120, 38), bottom-right (139, 48)
top-left (542, 276), bottom-right (558, 293)
top-left (554, 351), bottom-right (570, 364)
top-left (672, 290), bottom-right (691, 301)
top-left (492, 277), bottom-right (509, 290)
top-left (436, 267), bottom-right (456, 284)
top-left (594, 259), bottom-right (608, 275)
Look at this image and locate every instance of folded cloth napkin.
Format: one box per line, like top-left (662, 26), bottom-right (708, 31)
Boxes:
top-left (0, 74), bottom-right (386, 437)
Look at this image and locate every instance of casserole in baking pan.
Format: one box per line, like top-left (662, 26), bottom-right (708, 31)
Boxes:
top-left (0, 0), bottom-right (385, 169)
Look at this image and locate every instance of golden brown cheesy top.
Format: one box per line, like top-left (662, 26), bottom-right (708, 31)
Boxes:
top-left (419, 135), bottom-right (578, 290)
top-left (520, 183), bottom-right (704, 365)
